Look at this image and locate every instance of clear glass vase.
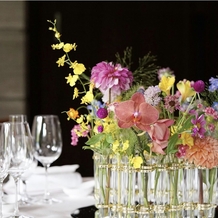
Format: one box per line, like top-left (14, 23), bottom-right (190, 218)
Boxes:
top-left (93, 153), bottom-right (111, 217)
top-left (153, 154), bottom-right (183, 218)
top-left (195, 167), bottom-right (217, 218)
top-left (182, 162), bottom-right (197, 218)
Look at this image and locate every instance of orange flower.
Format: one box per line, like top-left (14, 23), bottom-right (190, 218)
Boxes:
top-left (184, 136), bottom-right (218, 168)
top-left (67, 108), bottom-right (79, 120)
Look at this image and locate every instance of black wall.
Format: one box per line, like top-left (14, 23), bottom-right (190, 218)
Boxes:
top-left (25, 1), bottom-right (218, 177)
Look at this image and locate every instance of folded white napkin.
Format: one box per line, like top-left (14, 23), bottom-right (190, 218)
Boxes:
top-left (4, 164), bottom-right (83, 195)
top-left (33, 164), bottom-right (80, 174)
top-left (62, 179), bottom-right (94, 198)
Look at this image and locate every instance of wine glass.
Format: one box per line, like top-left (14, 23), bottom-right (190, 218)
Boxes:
top-left (8, 114), bottom-right (32, 205)
top-left (0, 123), bottom-right (11, 218)
top-left (31, 115), bottom-right (63, 204)
top-left (6, 122), bottom-right (34, 218)
top-left (8, 115), bottom-right (27, 123)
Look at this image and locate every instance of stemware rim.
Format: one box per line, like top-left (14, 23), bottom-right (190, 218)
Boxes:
top-left (34, 114), bottom-right (59, 117)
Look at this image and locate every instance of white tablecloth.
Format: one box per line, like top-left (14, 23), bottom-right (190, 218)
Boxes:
top-left (3, 165), bottom-right (95, 218)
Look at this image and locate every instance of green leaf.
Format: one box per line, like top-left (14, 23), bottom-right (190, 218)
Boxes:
top-left (179, 115), bottom-right (195, 133)
top-left (166, 133), bottom-right (179, 154)
top-left (85, 133), bottom-right (105, 145)
top-left (105, 133), bottom-right (114, 144)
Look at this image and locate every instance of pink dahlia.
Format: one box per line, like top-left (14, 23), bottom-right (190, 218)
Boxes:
top-left (91, 61), bottom-right (133, 103)
top-left (184, 136), bottom-right (218, 168)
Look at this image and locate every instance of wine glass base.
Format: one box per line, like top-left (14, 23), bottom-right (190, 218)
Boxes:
top-left (18, 196), bottom-right (38, 206)
top-left (35, 197), bottom-right (62, 205)
top-left (4, 215), bottom-right (34, 218)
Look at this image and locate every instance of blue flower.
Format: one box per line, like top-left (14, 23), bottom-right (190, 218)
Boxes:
top-left (208, 77), bottom-right (218, 92)
top-left (87, 100), bottom-right (105, 116)
top-left (212, 102), bottom-right (218, 112)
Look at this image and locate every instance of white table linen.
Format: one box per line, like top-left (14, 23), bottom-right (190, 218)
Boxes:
top-left (3, 165), bottom-right (95, 218)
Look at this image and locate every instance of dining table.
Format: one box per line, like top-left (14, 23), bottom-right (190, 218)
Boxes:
top-left (2, 164), bottom-right (96, 218)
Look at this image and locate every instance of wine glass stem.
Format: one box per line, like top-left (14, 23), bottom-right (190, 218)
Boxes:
top-left (44, 165), bottom-right (50, 201)
top-left (0, 181), bottom-right (3, 217)
top-left (21, 179), bottom-right (28, 200)
top-left (14, 177), bottom-right (20, 216)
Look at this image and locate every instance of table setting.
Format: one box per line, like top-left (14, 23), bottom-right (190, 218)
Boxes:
top-left (0, 115), bottom-right (95, 218)
top-left (3, 165), bottom-right (95, 218)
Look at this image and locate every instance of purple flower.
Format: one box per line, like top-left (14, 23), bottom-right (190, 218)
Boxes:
top-left (91, 61), bottom-right (133, 103)
top-left (208, 77), bottom-right (218, 92)
top-left (191, 114), bottom-right (206, 138)
top-left (144, 85), bottom-right (162, 106)
top-left (157, 67), bottom-right (174, 81)
top-left (87, 100), bottom-right (105, 116)
top-left (192, 80), bottom-right (205, 93)
top-left (97, 125), bottom-right (104, 133)
top-left (96, 108), bottom-right (108, 119)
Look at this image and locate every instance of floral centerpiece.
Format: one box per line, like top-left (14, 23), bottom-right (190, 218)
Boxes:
top-left (48, 20), bottom-right (218, 218)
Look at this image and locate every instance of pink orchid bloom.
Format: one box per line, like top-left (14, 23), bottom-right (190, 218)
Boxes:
top-left (147, 119), bottom-right (174, 154)
top-left (114, 92), bottom-right (159, 131)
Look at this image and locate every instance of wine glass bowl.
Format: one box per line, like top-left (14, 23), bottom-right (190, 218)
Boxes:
top-left (31, 115), bottom-right (63, 204)
top-left (8, 114), bottom-right (27, 123)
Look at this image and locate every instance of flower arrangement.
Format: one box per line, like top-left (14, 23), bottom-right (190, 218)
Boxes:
top-left (47, 20), bottom-right (218, 169)
top-left (48, 19), bottom-right (218, 217)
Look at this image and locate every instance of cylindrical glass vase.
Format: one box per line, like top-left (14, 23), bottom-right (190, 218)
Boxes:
top-left (195, 167), bottom-right (218, 218)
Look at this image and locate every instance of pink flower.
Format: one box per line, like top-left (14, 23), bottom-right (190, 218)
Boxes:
top-left (71, 124), bottom-right (90, 146)
top-left (91, 61), bottom-right (133, 103)
top-left (147, 119), bottom-right (174, 154)
top-left (175, 144), bottom-right (189, 158)
top-left (114, 92), bottom-right (159, 131)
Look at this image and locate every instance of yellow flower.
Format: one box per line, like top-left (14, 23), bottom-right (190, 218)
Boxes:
top-left (159, 75), bottom-right (175, 95)
top-left (65, 74), bottom-right (79, 87)
top-left (70, 61), bottom-right (86, 75)
top-left (177, 80), bottom-right (196, 102)
top-left (56, 55), bottom-right (66, 67)
top-left (63, 43), bottom-right (74, 53)
top-left (112, 140), bottom-right (119, 153)
top-left (76, 115), bottom-right (84, 124)
top-left (55, 31), bottom-right (61, 39)
top-left (81, 91), bottom-right (94, 104)
top-left (122, 140), bottom-right (129, 152)
top-left (51, 42), bottom-right (64, 50)
top-left (67, 108), bottom-right (79, 120)
top-left (103, 121), bottom-right (117, 134)
top-left (131, 156), bottom-right (143, 169)
top-left (73, 87), bottom-right (79, 99)
top-left (86, 114), bottom-right (92, 123)
top-left (180, 132), bottom-right (194, 147)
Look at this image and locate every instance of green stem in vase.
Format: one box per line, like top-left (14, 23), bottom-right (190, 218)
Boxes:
top-left (127, 168), bottom-right (133, 209)
top-left (117, 155), bottom-right (121, 207)
top-left (209, 167), bottom-right (217, 203)
top-left (170, 169), bottom-right (179, 206)
top-left (142, 172), bottom-right (149, 207)
top-left (105, 156), bottom-right (110, 207)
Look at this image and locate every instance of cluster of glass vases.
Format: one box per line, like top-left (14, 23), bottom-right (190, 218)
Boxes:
top-left (94, 153), bottom-right (218, 218)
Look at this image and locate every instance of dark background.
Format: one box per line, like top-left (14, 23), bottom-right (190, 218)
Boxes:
top-left (25, 1), bottom-right (218, 177)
